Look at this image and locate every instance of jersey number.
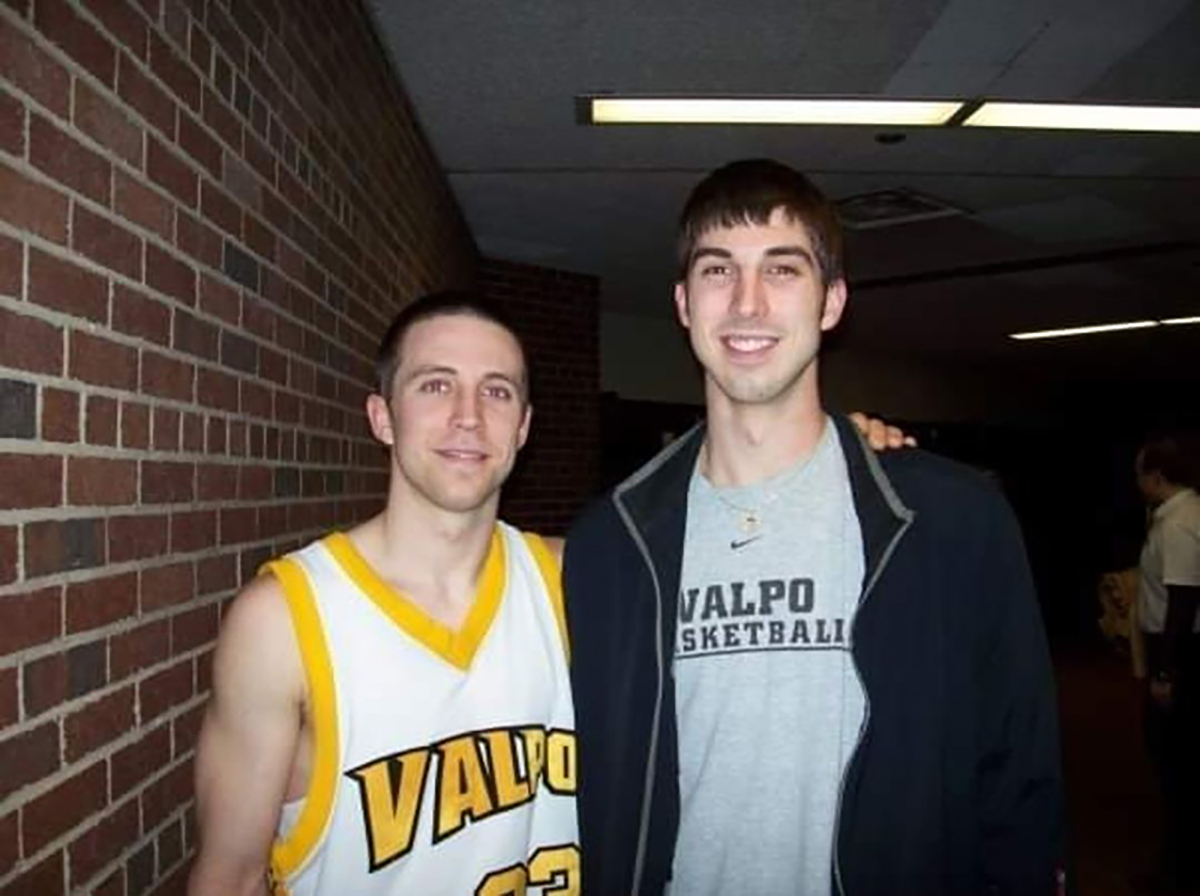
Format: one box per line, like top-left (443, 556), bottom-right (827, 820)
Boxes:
top-left (475, 845), bottom-right (580, 896)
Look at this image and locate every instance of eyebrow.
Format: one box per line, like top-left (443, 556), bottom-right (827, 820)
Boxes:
top-left (690, 244), bottom-right (816, 267)
top-left (404, 365), bottom-right (525, 393)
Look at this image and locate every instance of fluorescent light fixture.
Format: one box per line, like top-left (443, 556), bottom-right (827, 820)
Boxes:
top-left (1010, 320), bottom-right (1159, 340)
top-left (587, 97), bottom-right (963, 126)
top-left (964, 102), bottom-right (1200, 133)
top-left (1162, 315), bottom-right (1200, 326)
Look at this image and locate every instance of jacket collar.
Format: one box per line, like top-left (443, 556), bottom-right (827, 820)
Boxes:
top-left (614, 415), bottom-right (914, 591)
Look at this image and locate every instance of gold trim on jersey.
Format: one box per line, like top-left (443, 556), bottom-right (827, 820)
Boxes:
top-left (323, 529), bottom-right (505, 671)
top-left (265, 558), bottom-right (340, 886)
top-left (521, 533), bottom-right (569, 661)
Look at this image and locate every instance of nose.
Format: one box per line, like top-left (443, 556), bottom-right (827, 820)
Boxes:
top-left (731, 270), bottom-right (766, 319)
top-left (452, 389), bottom-right (482, 430)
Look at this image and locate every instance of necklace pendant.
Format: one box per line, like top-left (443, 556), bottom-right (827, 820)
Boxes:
top-left (741, 512), bottom-right (761, 534)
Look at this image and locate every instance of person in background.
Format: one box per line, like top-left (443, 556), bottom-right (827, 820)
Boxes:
top-left (1135, 434), bottom-right (1200, 893)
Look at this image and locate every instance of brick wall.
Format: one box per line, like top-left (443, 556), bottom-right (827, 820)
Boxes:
top-left (0, 0), bottom-right (477, 893)
top-left (482, 258), bottom-right (601, 535)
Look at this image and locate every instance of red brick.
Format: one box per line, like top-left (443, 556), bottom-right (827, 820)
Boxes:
top-left (189, 15), bottom-right (212, 72)
top-left (152, 405), bottom-right (179, 450)
top-left (163, 0), bottom-right (188, 49)
top-left (199, 178), bottom-right (239, 236)
top-left (139, 658), bottom-right (193, 722)
top-left (238, 464), bottom-right (271, 500)
top-left (0, 306), bottom-right (64, 375)
top-left (0, 231), bottom-right (20, 297)
top-left (240, 379), bottom-right (271, 420)
top-left (117, 52), bottom-right (176, 138)
top-left (111, 723), bottom-right (169, 798)
top-left (0, 810), bottom-right (15, 879)
top-left (140, 350), bottom-right (194, 403)
top-left (93, 867), bottom-right (125, 896)
top-left (170, 509), bottom-right (215, 552)
top-left (141, 758), bottom-right (192, 833)
top-left (84, 394), bottom-right (118, 446)
top-left (182, 410), bottom-right (203, 451)
top-left (0, 721), bottom-right (59, 800)
top-left (0, 525), bottom-right (15, 587)
top-left (110, 619), bottom-right (169, 681)
top-left (218, 506), bottom-right (256, 544)
top-left (196, 367), bottom-right (239, 411)
top-left (66, 571), bottom-right (137, 635)
top-left (121, 400), bottom-right (150, 448)
top-left (68, 457), bottom-right (136, 506)
top-left (35, 0), bottom-right (117, 87)
top-left (243, 129), bottom-right (274, 186)
top-left (146, 242), bottom-right (196, 304)
top-left (70, 331), bottom-right (139, 390)
top-left (28, 250), bottom-right (107, 323)
top-left (258, 345), bottom-right (287, 386)
top-left (72, 204), bottom-right (143, 280)
top-left (22, 760), bottom-right (107, 855)
top-left (23, 652), bottom-right (66, 716)
top-left (140, 560), bottom-right (193, 612)
top-left (205, 416), bottom-right (225, 454)
top-left (175, 209), bottom-right (222, 268)
top-left (108, 512), bottom-right (168, 562)
top-left (82, 0), bottom-right (149, 61)
top-left (0, 454), bottom-right (62, 510)
top-left (0, 88), bottom-right (24, 156)
top-left (172, 602), bottom-right (216, 653)
top-left (172, 700), bottom-right (204, 757)
top-left (243, 212), bottom-right (276, 262)
top-left (24, 518), bottom-right (106, 577)
top-left (30, 115), bottom-right (111, 206)
top-left (74, 79), bottom-right (143, 168)
top-left (172, 308), bottom-right (218, 360)
top-left (178, 110), bottom-right (221, 178)
top-left (150, 29), bottom-right (200, 111)
top-left (3, 850), bottom-right (65, 896)
top-left (197, 462), bottom-right (236, 500)
top-left (68, 798), bottom-right (138, 888)
top-left (114, 169), bottom-right (173, 239)
top-left (65, 686), bottom-right (135, 761)
top-left (148, 136), bottom-right (197, 207)
top-left (0, 587), bottom-right (61, 657)
top-left (141, 460), bottom-right (194, 503)
top-left (112, 283), bottom-right (171, 346)
top-left (0, 162), bottom-right (69, 244)
top-left (198, 272), bottom-right (239, 324)
top-left (0, 666), bottom-right (16, 727)
top-left (157, 816), bottom-right (183, 871)
top-left (202, 87), bottom-right (241, 151)
top-left (0, 17), bottom-right (70, 118)
top-left (197, 553), bottom-right (236, 595)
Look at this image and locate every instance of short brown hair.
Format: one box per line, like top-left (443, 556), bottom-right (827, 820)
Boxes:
top-left (677, 159), bottom-right (843, 286)
top-left (375, 290), bottom-right (528, 402)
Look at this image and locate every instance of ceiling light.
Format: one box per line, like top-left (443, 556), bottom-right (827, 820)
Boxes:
top-left (585, 97), bottom-right (963, 127)
top-left (964, 102), bottom-right (1200, 133)
top-left (1162, 315), bottom-right (1200, 326)
top-left (1010, 320), bottom-right (1159, 340)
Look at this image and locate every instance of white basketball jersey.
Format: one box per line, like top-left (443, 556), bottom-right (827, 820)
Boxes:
top-left (266, 523), bottom-right (579, 895)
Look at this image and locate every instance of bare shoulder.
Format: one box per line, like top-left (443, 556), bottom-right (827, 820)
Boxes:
top-left (211, 573), bottom-right (303, 707)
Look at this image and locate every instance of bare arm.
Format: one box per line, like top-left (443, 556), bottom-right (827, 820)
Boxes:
top-left (189, 575), bottom-right (305, 896)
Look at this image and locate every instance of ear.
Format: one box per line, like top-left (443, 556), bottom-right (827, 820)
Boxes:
top-left (819, 278), bottom-right (848, 332)
top-left (516, 403), bottom-right (532, 451)
top-left (673, 281), bottom-right (692, 329)
top-left (366, 393), bottom-right (395, 446)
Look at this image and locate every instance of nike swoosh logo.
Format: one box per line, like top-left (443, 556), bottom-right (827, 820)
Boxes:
top-left (730, 536), bottom-right (763, 550)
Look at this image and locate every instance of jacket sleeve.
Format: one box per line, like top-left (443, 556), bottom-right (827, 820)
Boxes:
top-left (974, 493), bottom-right (1069, 895)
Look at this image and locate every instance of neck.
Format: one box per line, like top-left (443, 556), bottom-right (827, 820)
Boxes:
top-left (701, 373), bottom-right (826, 488)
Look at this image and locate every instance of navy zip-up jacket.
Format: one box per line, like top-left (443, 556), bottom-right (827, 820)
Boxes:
top-left (564, 415), bottom-right (1067, 895)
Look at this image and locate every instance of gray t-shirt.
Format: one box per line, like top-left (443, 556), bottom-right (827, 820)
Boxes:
top-left (670, 421), bottom-right (866, 896)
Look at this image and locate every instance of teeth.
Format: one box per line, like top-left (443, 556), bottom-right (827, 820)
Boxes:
top-left (725, 336), bottom-right (774, 352)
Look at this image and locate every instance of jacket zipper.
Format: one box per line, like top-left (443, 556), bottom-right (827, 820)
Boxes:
top-left (614, 491), bottom-right (667, 896)
top-left (832, 503), bottom-right (914, 896)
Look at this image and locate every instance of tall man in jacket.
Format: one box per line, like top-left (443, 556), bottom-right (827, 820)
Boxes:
top-left (564, 159), bottom-right (1067, 895)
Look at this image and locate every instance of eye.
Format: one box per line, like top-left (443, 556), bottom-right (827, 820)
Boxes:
top-left (766, 263), bottom-right (801, 278)
top-left (699, 263), bottom-right (732, 279)
top-left (417, 378), bottom-right (452, 394)
top-left (483, 382), bottom-right (515, 401)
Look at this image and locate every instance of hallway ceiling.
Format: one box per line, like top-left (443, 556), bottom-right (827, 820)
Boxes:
top-left (365, 0), bottom-right (1200, 384)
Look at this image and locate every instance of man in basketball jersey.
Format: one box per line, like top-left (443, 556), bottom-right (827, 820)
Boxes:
top-left (189, 292), bottom-right (579, 895)
top-left (565, 160), bottom-right (1068, 894)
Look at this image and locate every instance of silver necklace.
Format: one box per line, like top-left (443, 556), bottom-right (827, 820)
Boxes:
top-left (706, 455), bottom-right (811, 534)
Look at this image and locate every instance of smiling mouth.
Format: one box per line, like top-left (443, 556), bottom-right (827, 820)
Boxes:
top-left (721, 334), bottom-right (778, 354)
top-left (435, 449), bottom-right (489, 462)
